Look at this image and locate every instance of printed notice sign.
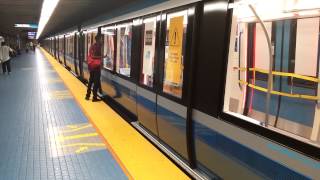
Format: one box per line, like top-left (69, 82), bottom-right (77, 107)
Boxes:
top-left (165, 16), bottom-right (184, 85)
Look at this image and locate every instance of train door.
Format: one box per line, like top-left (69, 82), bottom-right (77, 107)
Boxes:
top-left (155, 7), bottom-right (195, 162)
top-left (65, 35), bottom-right (71, 70)
top-left (57, 36), bottom-right (63, 64)
top-left (74, 32), bottom-right (79, 76)
top-left (137, 15), bottom-right (160, 136)
top-left (54, 37), bottom-right (57, 60)
top-left (78, 32), bottom-right (85, 81)
top-left (82, 30), bottom-right (93, 83)
top-left (111, 22), bottom-right (138, 117)
top-left (68, 34), bottom-right (75, 72)
top-left (63, 35), bottom-right (67, 68)
top-left (101, 25), bottom-right (117, 98)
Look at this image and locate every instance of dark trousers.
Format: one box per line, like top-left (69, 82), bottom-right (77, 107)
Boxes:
top-left (86, 70), bottom-right (101, 99)
top-left (2, 60), bottom-right (11, 74)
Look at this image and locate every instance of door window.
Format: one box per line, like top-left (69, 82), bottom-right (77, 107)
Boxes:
top-left (140, 17), bottom-right (158, 87)
top-left (116, 23), bottom-right (132, 77)
top-left (102, 26), bottom-right (116, 71)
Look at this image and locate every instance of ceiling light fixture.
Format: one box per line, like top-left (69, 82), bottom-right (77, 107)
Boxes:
top-left (14, 24), bottom-right (38, 28)
top-left (36, 0), bottom-right (60, 39)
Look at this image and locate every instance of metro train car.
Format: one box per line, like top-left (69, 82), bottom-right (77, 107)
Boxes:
top-left (42, 0), bottom-right (320, 179)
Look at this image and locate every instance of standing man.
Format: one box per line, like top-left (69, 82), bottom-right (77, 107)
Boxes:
top-left (0, 42), bottom-right (14, 75)
top-left (85, 34), bottom-right (104, 102)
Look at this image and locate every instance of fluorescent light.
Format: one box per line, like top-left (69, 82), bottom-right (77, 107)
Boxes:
top-left (36, 0), bottom-right (60, 39)
top-left (14, 24), bottom-right (38, 28)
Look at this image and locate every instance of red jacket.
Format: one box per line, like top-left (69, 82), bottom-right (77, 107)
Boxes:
top-left (88, 43), bottom-right (102, 71)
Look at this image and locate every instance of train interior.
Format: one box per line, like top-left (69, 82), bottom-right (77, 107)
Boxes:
top-left (224, 0), bottom-right (320, 145)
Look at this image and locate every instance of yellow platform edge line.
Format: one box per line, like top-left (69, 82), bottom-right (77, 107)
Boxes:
top-left (40, 48), bottom-right (190, 180)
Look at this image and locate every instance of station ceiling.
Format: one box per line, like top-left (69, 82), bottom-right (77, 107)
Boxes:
top-left (0, 0), bottom-right (42, 37)
top-left (41, 0), bottom-right (145, 38)
top-left (0, 0), bottom-right (162, 39)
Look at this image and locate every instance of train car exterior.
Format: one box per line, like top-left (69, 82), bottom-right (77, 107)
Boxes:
top-left (41, 0), bottom-right (320, 179)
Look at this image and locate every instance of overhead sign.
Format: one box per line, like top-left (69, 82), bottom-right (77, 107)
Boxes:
top-left (28, 32), bottom-right (37, 39)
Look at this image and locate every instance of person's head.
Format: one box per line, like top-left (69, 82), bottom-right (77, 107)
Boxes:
top-left (1, 42), bottom-right (6, 46)
top-left (95, 34), bottom-right (102, 44)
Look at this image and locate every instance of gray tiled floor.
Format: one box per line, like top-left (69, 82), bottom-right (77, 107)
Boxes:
top-left (0, 50), bottom-right (127, 180)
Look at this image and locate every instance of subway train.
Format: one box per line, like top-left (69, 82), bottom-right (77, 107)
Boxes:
top-left (42, 0), bottom-right (320, 179)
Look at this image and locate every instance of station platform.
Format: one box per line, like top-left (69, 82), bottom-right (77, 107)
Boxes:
top-left (0, 49), bottom-right (190, 180)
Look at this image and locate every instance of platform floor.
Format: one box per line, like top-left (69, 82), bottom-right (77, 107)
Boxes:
top-left (0, 49), bottom-right (189, 180)
top-left (0, 51), bottom-right (127, 180)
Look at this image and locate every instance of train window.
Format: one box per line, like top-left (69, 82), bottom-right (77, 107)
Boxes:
top-left (85, 29), bottom-right (97, 63)
top-left (66, 35), bottom-right (73, 58)
top-left (87, 32), bottom-right (93, 55)
top-left (58, 36), bottom-right (64, 57)
top-left (76, 33), bottom-right (79, 60)
top-left (92, 31), bottom-right (98, 44)
top-left (140, 17), bottom-right (158, 87)
top-left (102, 26), bottom-right (116, 71)
top-left (84, 32), bottom-right (88, 62)
top-left (162, 10), bottom-right (188, 98)
top-left (116, 23), bottom-right (132, 77)
top-left (224, 0), bottom-right (320, 146)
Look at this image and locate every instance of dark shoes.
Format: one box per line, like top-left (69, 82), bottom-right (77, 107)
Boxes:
top-left (92, 98), bottom-right (101, 102)
top-left (85, 95), bottom-right (101, 102)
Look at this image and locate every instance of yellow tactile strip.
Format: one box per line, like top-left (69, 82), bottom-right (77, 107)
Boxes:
top-left (40, 48), bottom-right (190, 180)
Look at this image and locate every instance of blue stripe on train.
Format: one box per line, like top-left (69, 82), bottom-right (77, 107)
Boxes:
top-left (194, 121), bottom-right (311, 179)
top-left (137, 94), bottom-right (156, 113)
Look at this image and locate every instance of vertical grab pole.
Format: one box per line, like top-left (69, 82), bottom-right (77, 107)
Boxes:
top-left (248, 4), bottom-right (274, 127)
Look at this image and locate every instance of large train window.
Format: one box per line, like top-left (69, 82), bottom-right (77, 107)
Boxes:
top-left (224, 0), bottom-right (320, 145)
top-left (116, 23), bottom-right (132, 77)
top-left (87, 29), bottom-right (96, 55)
top-left (91, 30), bottom-right (98, 44)
top-left (162, 10), bottom-right (188, 98)
top-left (84, 31), bottom-right (88, 62)
top-left (75, 32), bottom-right (79, 60)
top-left (58, 35), bottom-right (64, 57)
top-left (102, 26), bottom-right (116, 71)
top-left (140, 16), bottom-right (158, 87)
top-left (66, 34), bottom-right (74, 58)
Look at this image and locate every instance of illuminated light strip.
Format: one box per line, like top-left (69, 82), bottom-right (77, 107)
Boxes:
top-left (15, 24), bottom-right (38, 28)
top-left (36, 0), bottom-right (60, 39)
top-left (236, 67), bottom-right (320, 83)
top-left (239, 80), bottom-right (320, 101)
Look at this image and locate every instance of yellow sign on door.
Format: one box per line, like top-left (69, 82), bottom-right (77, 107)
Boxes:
top-left (165, 16), bottom-right (184, 85)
